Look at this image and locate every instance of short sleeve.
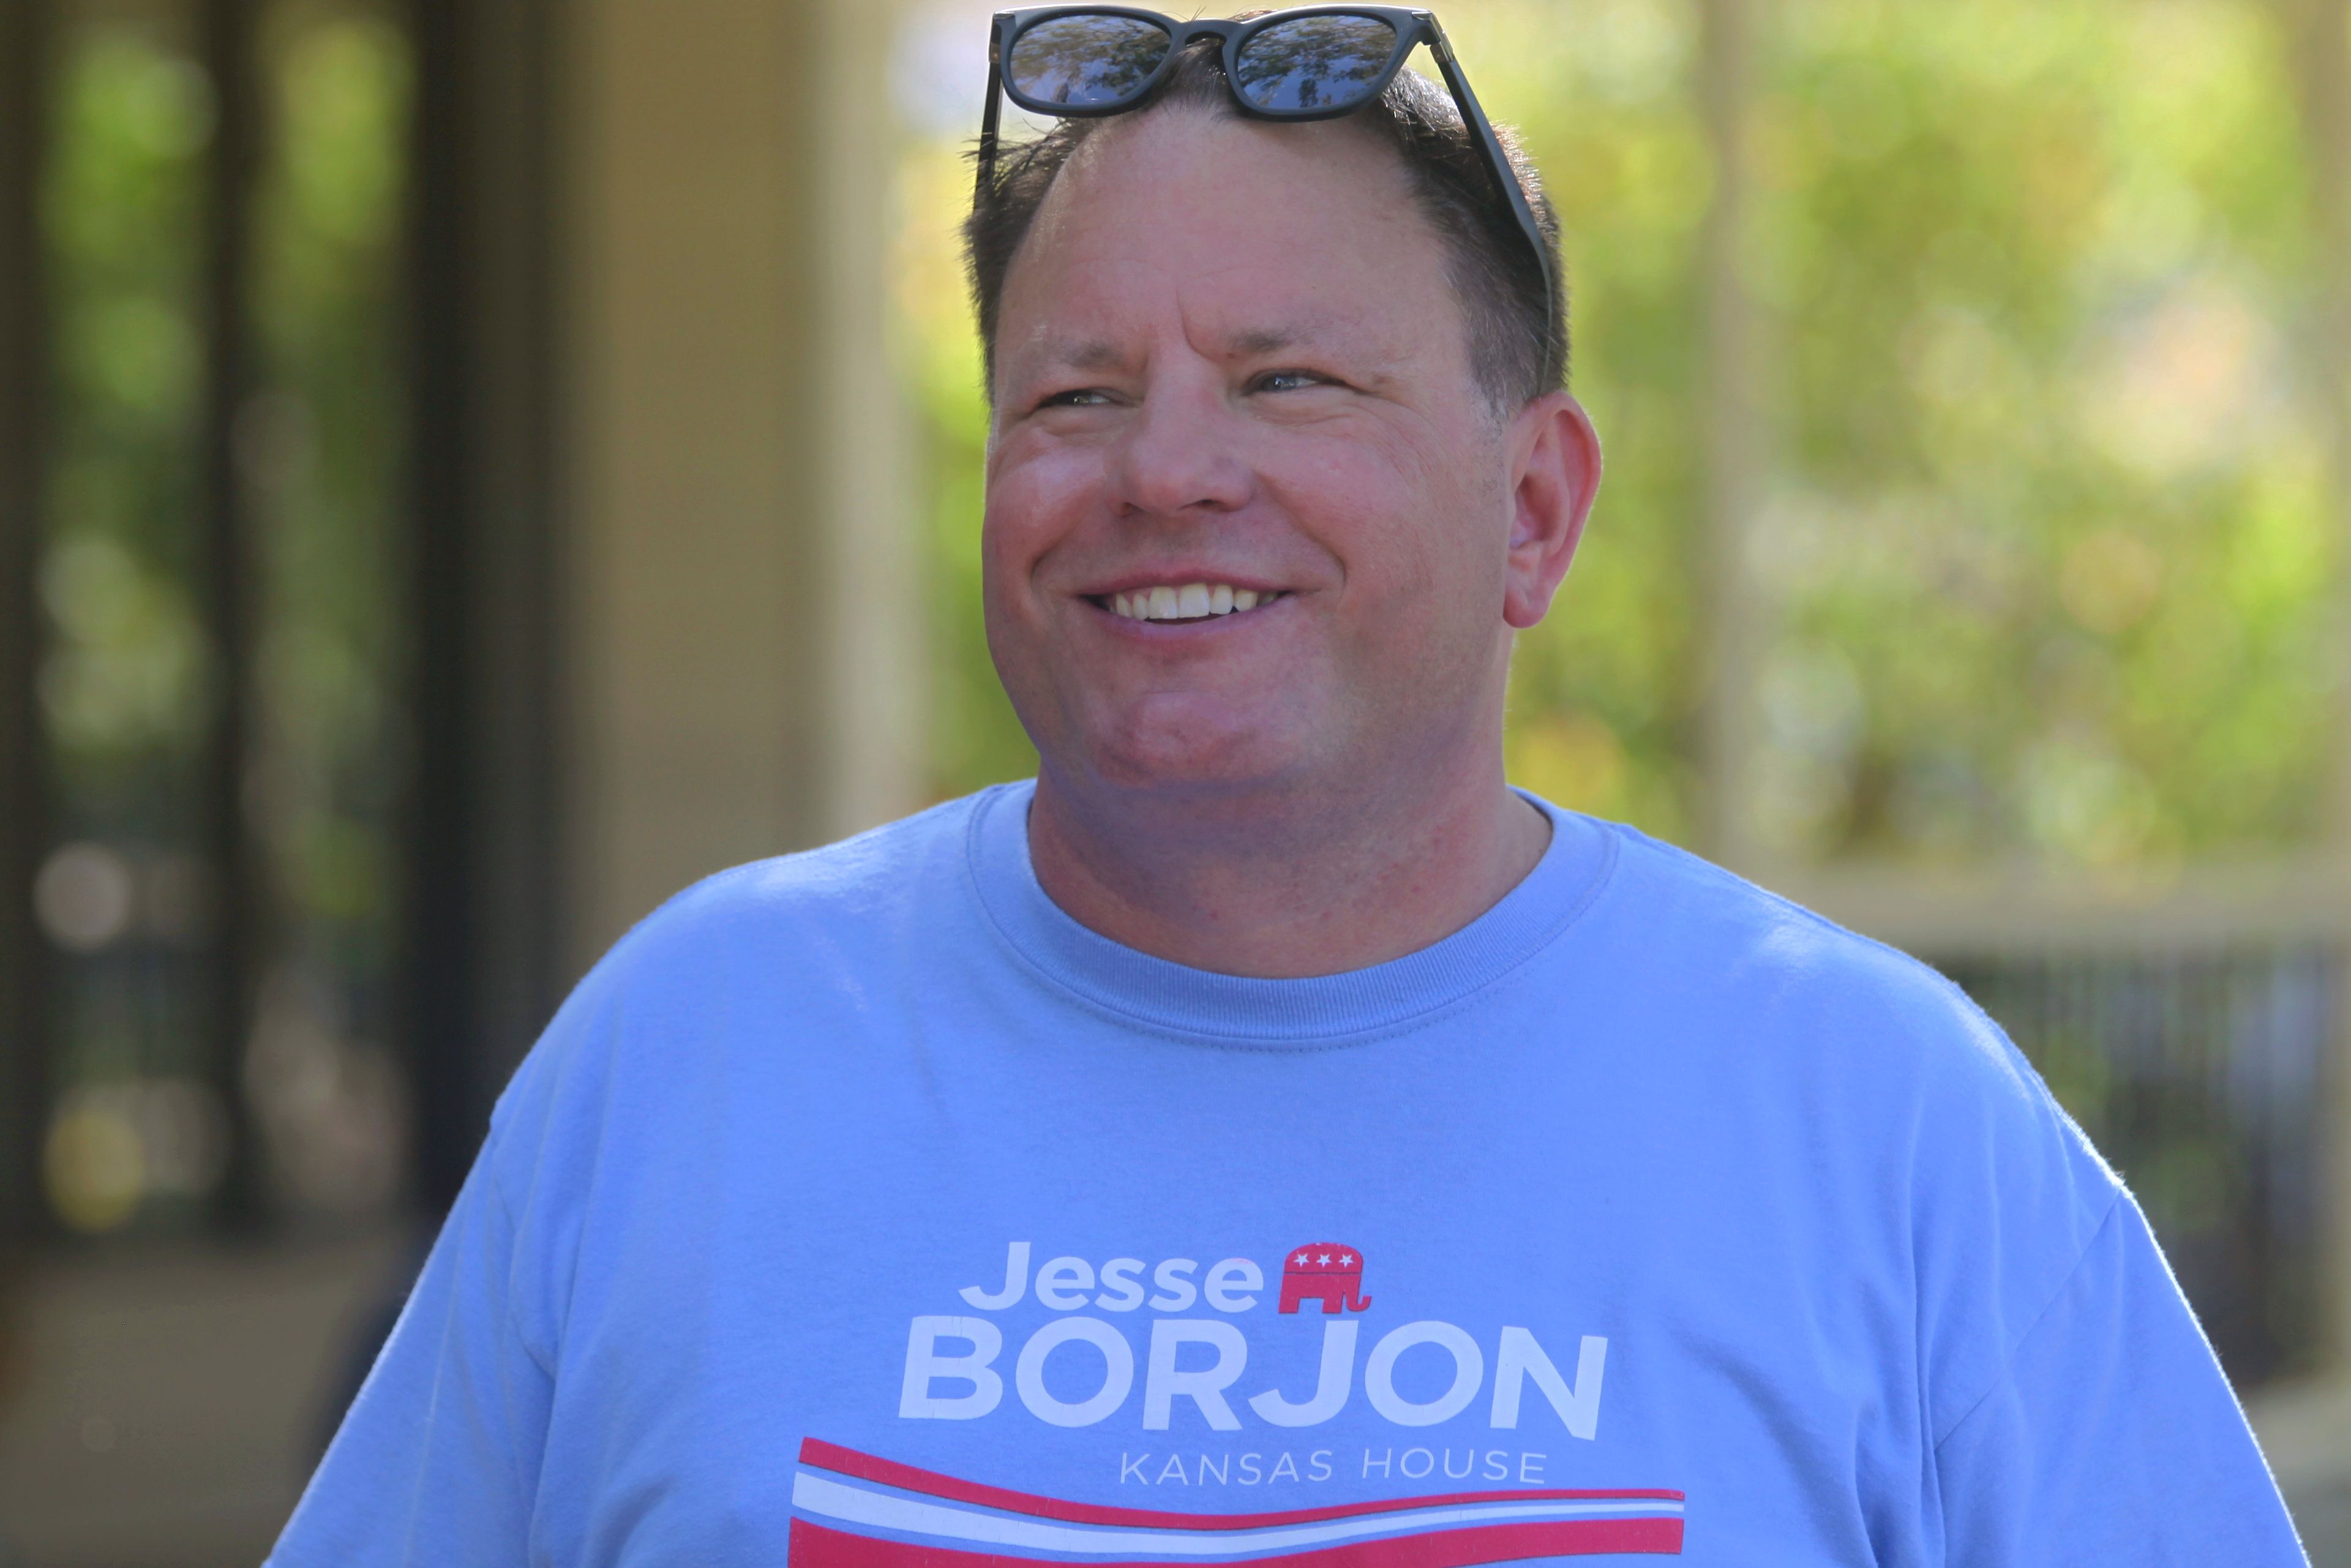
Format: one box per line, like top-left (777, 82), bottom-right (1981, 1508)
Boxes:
top-left (265, 1148), bottom-right (555, 1566)
top-left (1933, 1191), bottom-right (2306, 1565)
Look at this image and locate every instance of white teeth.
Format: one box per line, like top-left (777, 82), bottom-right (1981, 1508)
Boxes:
top-left (1108, 583), bottom-right (1281, 621)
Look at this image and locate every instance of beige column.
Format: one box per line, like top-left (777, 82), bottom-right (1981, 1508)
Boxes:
top-left (812, 0), bottom-right (928, 847)
top-left (563, 0), bottom-right (921, 967)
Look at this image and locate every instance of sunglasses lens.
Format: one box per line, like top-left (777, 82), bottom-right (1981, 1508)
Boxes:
top-left (1007, 15), bottom-right (1174, 109)
top-left (1233, 14), bottom-right (1398, 113)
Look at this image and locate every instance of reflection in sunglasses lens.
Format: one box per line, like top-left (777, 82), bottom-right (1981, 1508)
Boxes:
top-left (1233, 15), bottom-right (1397, 112)
top-left (1008, 15), bottom-right (1174, 107)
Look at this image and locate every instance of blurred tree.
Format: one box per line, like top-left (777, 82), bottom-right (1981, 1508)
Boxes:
top-left (39, 17), bottom-right (219, 1234)
top-left (242, 0), bottom-right (411, 1219)
top-left (45, 26), bottom-right (212, 802)
top-left (35, 0), bottom-right (411, 1234)
top-left (1744, 0), bottom-right (2335, 868)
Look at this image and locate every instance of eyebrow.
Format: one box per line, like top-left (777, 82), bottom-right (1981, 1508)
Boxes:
top-left (1226, 308), bottom-right (1375, 357)
top-left (1027, 337), bottom-right (1128, 373)
top-left (1061, 339), bottom-right (1127, 371)
top-left (1228, 326), bottom-right (1303, 357)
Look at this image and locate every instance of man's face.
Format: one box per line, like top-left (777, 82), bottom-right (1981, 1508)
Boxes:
top-left (984, 109), bottom-right (1556, 813)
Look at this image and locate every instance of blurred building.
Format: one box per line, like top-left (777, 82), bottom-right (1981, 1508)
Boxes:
top-left (1, 0), bottom-right (920, 1562)
top-left (0, 0), bottom-right (2347, 1565)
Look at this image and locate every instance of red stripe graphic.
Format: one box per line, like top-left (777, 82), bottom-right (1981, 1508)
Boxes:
top-left (798, 1438), bottom-right (1683, 1532)
top-left (789, 1515), bottom-right (1685, 1567)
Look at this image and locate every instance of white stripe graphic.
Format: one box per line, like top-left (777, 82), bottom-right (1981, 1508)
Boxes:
top-left (790, 1471), bottom-right (1682, 1561)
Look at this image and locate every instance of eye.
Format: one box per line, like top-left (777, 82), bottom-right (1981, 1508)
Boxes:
top-left (1037, 386), bottom-right (1117, 410)
top-left (1252, 369), bottom-right (1329, 394)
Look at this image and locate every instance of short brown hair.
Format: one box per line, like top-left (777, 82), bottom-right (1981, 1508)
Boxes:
top-left (964, 37), bottom-right (1567, 413)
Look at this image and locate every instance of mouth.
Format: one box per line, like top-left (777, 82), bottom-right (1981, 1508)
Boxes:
top-left (1089, 581), bottom-right (1291, 626)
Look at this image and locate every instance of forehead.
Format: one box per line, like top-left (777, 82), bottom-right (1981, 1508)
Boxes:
top-left (996, 108), bottom-right (1463, 368)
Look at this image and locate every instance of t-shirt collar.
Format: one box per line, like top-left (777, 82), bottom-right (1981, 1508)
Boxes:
top-left (963, 778), bottom-right (1617, 1046)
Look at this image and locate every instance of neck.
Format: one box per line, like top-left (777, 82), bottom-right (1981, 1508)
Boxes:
top-left (1026, 748), bottom-right (1551, 979)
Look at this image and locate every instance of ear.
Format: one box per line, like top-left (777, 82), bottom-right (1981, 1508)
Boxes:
top-left (1501, 391), bottom-right (1602, 631)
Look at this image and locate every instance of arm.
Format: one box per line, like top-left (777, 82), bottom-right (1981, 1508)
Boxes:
top-left (1934, 1192), bottom-right (2306, 1566)
top-left (266, 1150), bottom-right (553, 1565)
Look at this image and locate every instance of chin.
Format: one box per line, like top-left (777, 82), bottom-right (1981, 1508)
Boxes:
top-left (1081, 708), bottom-right (1313, 801)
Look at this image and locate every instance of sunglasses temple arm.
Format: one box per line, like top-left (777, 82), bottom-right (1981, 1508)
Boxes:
top-left (976, 53), bottom-right (1005, 204)
top-left (1427, 32), bottom-right (1559, 341)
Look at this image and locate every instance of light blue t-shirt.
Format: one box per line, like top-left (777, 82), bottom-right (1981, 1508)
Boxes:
top-left (271, 783), bottom-right (2304, 1566)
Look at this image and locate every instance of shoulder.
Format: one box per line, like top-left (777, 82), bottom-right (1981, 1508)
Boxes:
top-left (1581, 817), bottom-right (2115, 1188)
top-left (1593, 823), bottom-right (1998, 1035)
top-left (481, 789), bottom-right (1002, 1162)
top-left (613, 787), bottom-right (992, 967)
top-left (1582, 820), bottom-right (2129, 1412)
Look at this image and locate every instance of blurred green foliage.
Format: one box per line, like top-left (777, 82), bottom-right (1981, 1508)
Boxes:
top-left (39, 17), bottom-right (218, 1173)
top-left (898, 0), bottom-right (2343, 868)
top-left (37, 1), bottom-right (409, 1231)
top-left (45, 2), bottom-right (405, 944)
top-left (249, 4), bottom-right (409, 971)
top-left (1745, 0), bottom-right (2337, 868)
top-left (43, 26), bottom-right (213, 796)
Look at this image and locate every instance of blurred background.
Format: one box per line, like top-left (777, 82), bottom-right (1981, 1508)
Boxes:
top-left (0, 0), bottom-right (2344, 1561)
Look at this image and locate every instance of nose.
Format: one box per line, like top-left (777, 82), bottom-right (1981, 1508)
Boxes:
top-left (1108, 371), bottom-right (1256, 522)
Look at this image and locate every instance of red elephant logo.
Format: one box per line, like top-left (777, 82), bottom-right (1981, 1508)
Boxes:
top-left (1278, 1244), bottom-right (1371, 1314)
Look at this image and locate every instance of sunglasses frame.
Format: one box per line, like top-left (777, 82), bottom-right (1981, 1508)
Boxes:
top-left (976, 4), bottom-right (1556, 336)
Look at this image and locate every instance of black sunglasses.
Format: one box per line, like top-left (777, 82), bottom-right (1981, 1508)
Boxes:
top-left (977, 5), bottom-right (1556, 319)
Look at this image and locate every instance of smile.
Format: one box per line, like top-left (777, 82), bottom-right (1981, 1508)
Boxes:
top-left (1100, 582), bottom-right (1288, 624)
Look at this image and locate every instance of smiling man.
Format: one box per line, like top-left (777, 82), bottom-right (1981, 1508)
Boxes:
top-left (271, 9), bottom-right (2304, 1567)
top-left (983, 93), bottom-right (1581, 979)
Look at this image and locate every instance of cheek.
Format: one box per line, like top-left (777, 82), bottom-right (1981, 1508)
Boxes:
top-left (1281, 443), bottom-right (1500, 621)
top-left (983, 445), bottom-right (1104, 590)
